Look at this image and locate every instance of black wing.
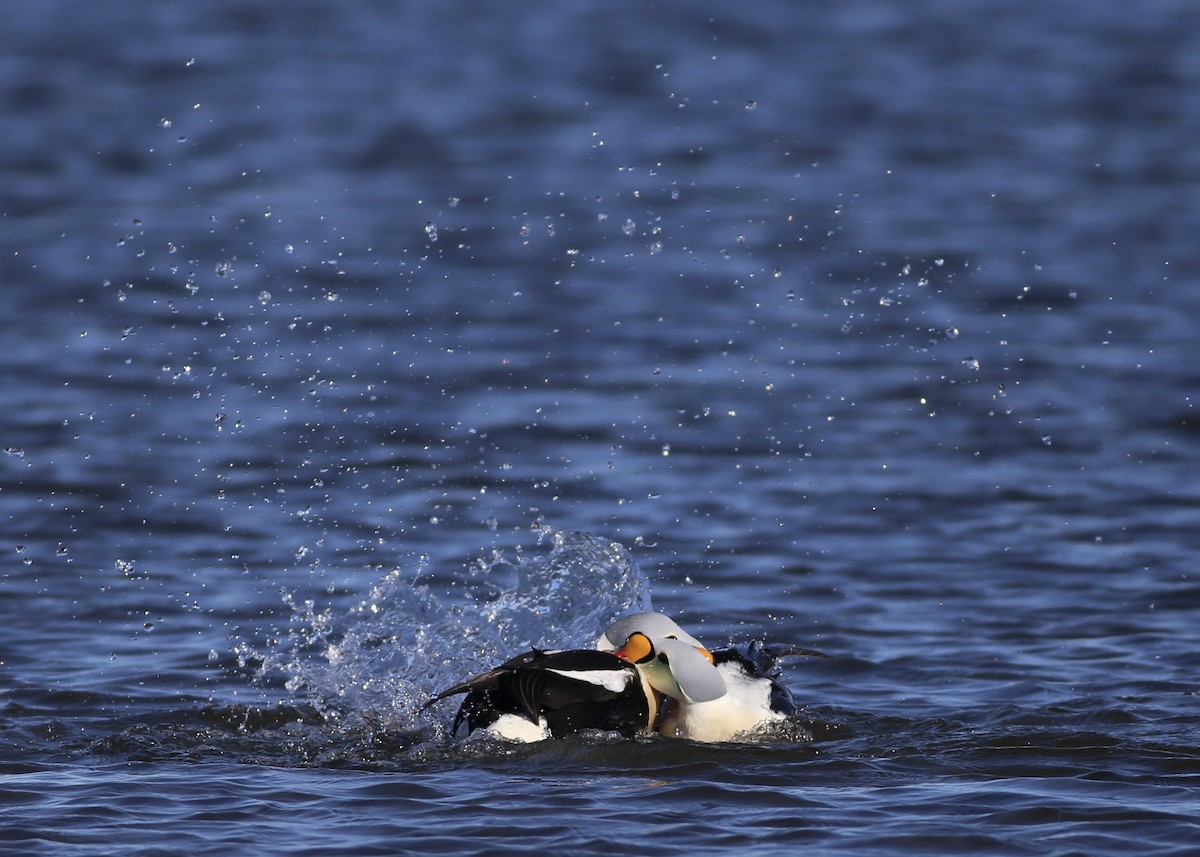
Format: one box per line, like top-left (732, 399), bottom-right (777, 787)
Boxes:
top-left (427, 648), bottom-right (647, 738)
top-left (422, 649), bottom-right (551, 709)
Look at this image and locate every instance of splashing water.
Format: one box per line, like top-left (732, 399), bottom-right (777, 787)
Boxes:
top-left (236, 529), bottom-right (653, 739)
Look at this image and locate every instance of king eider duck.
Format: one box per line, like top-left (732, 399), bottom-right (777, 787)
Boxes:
top-left (602, 612), bottom-right (821, 742)
top-left (424, 635), bottom-right (722, 742)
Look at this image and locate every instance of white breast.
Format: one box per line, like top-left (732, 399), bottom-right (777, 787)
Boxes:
top-left (658, 662), bottom-right (786, 742)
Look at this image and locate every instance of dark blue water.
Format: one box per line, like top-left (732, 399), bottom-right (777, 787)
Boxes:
top-left (3, 1), bottom-right (1199, 854)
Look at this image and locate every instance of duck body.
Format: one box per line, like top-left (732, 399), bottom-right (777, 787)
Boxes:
top-left (426, 648), bottom-right (656, 741)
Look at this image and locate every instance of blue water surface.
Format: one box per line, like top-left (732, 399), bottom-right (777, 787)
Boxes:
top-left (3, 1), bottom-right (1199, 855)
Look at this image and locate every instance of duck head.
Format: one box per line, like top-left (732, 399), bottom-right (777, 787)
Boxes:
top-left (614, 631), bottom-right (727, 704)
top-left (596, 611), bottom-right (706, 652)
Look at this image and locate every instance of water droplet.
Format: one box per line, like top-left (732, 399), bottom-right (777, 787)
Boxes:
top-left (622, 218), bottom-right (637, 236)
top-left (424, 222), bottom-right (438, 242)
top-left (944, 326), bottom-right (960, 339)
top-left (257, 290), bottom-right (272, 305)
top-left (159, 117), bottom-right (173, 128)
top-left (1041, 434), bottom-right (1053, 446)
top-left (963, 356), bottom-right (980, 371)
top-left (215, 259), bottom-right (232, 277)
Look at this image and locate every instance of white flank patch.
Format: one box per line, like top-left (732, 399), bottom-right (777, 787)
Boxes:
top-left (488, 713), bottom-right (551, 742)
top-left (547, 668), bottom-right (631, 694)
